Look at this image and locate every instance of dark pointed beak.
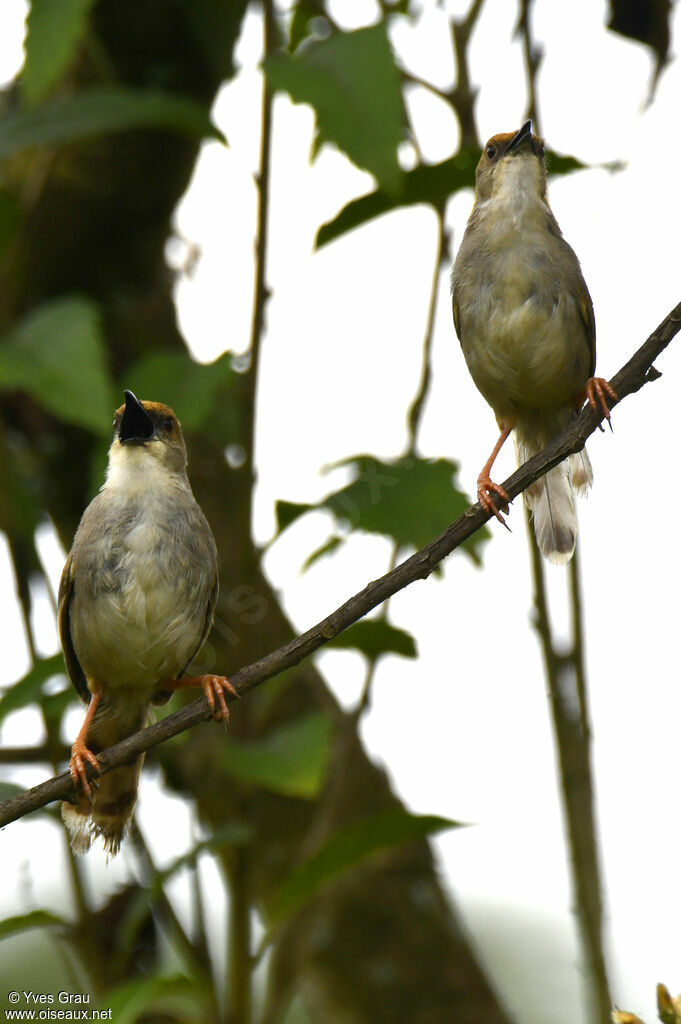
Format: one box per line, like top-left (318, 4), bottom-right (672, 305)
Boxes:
top-left (119, 390), bottom-right (154, 444)
top-left (506, 119), bottom-right (533, 153)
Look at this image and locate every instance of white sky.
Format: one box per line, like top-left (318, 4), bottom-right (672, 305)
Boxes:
top-left (2, 1), bottom-right (681, 1021)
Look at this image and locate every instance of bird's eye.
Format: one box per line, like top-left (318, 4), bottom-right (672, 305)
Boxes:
top-left (485, 144), bottom-right (497, 160)
top-left (162, 417), bottom-right (174, 432)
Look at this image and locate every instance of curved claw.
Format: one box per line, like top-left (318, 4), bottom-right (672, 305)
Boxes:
top-left (585, 377), bottom-right (618, 430)
top-left (69, 742), bottom-right (101, 802)
top-left (477, 476), bottom-right (511, 529)
top-left (200, 675), bottom-right (238, 725)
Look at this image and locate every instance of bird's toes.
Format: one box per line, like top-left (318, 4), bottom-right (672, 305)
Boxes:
top-left (200, 675), bottom-right (237, 726)
top-left (69, 745), bottom-right (101, 802)
top-left (477, 478), bottom-right (511, 526)
top-left (585, 376), bottom-right (618, 424)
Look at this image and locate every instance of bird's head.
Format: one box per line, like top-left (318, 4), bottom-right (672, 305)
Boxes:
top-left (109, 390), bottom-right (188, 478)
top-left (474, 120), bottom-right (547, 205)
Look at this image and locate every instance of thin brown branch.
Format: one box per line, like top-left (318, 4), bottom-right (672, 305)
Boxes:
top-left (242, 0), bottom-right (276, 487)
top-left (527, 524), bottom-right (612, 1023)
top-left (516, 0), bottom-right (543, 131)
top-left (224, 845), bottom-right (253, 1024)
top-left (128, 820), bottom-right (212, 989)
top-left (406, 209), bottom-right (446, 453)
top-left (0, 744), bottom-right (69, 763)
top-left (449, 0), bottom-right (486, 146)
top-left (1, 301), bottom-right (679, 828)
top-left (569, 543), bottom-right (590, 741)
top-left (401, 68), bottom-right (450, 102)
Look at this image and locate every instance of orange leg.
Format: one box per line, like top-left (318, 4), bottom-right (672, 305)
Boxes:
top-left (477, 425), bottom-right (513, 526)
top-left (70, 691), bottom-right (103, 801)
top-left (580, 377), bottom-right (618, 430)
top-left (163, 675), bottom-right (238, 724)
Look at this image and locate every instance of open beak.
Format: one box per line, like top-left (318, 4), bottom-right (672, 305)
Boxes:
top-left (506, 119), bottom-right (533, 153)
top-left (119, 390), bottom-right (154, 444)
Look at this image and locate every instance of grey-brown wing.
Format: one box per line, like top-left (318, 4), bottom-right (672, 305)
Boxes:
top-left (547, 215), bottom-right (597, 378)
top-left (58, 554), bottom-right (90, 705)
top-left (451, 286), bottom-right (463, 343)
top-left (181, 573), bottom-right (218, 676)
top-left (576, 282), bottom-right (597, 378)
top-left (150, 574), bottom-right (219, 707)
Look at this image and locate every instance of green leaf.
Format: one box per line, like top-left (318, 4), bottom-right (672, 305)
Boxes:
top-left (288, 1), bottom-right (325, 53)
top-left (326, 619), bottom-right (417, 659)
top-left (0, 86), bottom-right (225, 160)
top-left (124, 350), bottom-right (240, 438)
top-left (0, 910), bottom-right (66, 940)
top-left (266, 809), bottom-right (461, 927)
top-left (22, 0), bottom-right (96, 107)
top-left (275, 500), bottom-right (315, 533)
top-left (266, 24), bottom-right (404, 194)
top-left (317, 149), bottom-right (477, 246)
top-left (545, 149), bottom-right (588, 176)
top-left (220, 712), bottom-right (333, 799)
top-left (301, 534), bottom-right (343, 571)
top-left (0, 654), bottom-right (67, 724)
top-left (278, 455), bottom-right (489, 565)
top-left (316, 146), bottom-right (587, 247)
top-left (0, 296), bottom-right (114, 434)
top-left (41, 685), bottom-right (77, 728)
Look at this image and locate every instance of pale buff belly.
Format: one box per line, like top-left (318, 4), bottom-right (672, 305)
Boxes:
top-left (461, 294), bottom-right (591, 421)
top-left (70, 549), bottom-right (206, 693)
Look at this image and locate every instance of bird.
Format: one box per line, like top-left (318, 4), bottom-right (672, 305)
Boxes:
top-left (451, 119), bottom-right (617, 563)
top-left (58, 389), bottom-right (236, 855)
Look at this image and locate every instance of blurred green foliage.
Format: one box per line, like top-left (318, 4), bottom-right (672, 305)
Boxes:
top-left (266, 23), bottom-right (404, 195)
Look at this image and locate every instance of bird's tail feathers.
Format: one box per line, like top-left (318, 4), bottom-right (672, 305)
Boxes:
top-left (61, 697), bottom-right (148, 857)
top-left (529, 463), bottom-right (577, 564)
top-left (515, 430), bottom-right (592, 565)
top-left (569, 448), bottom-right (593, 496)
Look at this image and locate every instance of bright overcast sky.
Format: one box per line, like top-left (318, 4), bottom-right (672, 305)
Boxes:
top-left (2, 1), bottom-right (681, 1021)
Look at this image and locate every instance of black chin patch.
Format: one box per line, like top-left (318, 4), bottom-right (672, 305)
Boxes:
top-left (119, 390), bottom-right (154, 443)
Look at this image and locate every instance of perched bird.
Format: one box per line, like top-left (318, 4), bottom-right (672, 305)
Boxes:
top-left (451, 120), bottom-right (617, 563)
top-left (59, 390), bottom-right (235, 855)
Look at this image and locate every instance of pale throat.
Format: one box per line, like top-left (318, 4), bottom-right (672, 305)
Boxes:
top-left (104, 443), bottom-right (186, 498)
top-left (481, 156), bottom-right (549, 234)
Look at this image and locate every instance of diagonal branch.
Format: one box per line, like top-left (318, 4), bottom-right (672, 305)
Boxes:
top-left (1, 301), bottom-right (679, 829)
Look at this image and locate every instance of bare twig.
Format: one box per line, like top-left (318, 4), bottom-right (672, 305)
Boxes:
top-left (128, 820), bottom-right (211, 987)
top-left (527, 526), bottom-right (612, 1023)
top-left (406, 208), bottom-right (446, 453)
top-left (223, 5), bottom-right (277, 1019)
top-left (449, 0), bottom-right (486, 146)
top-left (0, 744), bottom-right (69, 764)
top-left (569, 545), bottom-right (590, 743)
top-left (242, 0), bottom-right (275, 490)
top-left (0, 301), bottom-right (679, 829)
top-left (515, 0), bottom-right (543, 130)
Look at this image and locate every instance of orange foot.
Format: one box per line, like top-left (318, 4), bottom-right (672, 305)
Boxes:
top-left (69, 740), bottom-right (101, 802)
top-left (585, 377), bottom-right (618, 430)
top-left (69, 690), bottom-right (102, 801)
top-left (477, 475), bottom-right (511, 528)
top-left (175, 674), bottom-right (239, 724)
